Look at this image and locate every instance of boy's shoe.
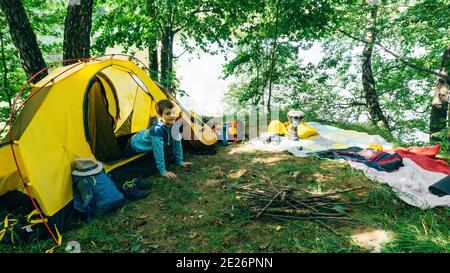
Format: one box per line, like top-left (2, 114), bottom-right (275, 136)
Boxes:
top-left (123, 179), bottom-right (148, 200)
top-left (135, 178), bottom-right (152, 191)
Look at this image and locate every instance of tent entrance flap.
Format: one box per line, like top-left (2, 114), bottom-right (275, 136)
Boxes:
top-left (83, 76), bottom-right (122, 162)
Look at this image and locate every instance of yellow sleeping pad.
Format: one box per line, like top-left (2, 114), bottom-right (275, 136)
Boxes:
top-left (268, 120), bottom-right (288, 136)
top-left (297, 123), bottom-right (318, 139)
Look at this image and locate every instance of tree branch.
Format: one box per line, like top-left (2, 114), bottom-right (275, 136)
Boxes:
top-left (173, 7), bottom-right (219, 33)
top-left (172, 49), bottom-right (188, 59)
top-left (338, 29), bottom-right (447, 79)
top-left (373, 64), bottom-right (403, 77)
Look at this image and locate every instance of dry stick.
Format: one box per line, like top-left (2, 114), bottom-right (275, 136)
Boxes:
top-left (287, 196), bottom-right (319, 212)
top-left (307, 187), bottom-right (365, 198)
top-left (256, 190), bottom-right (283, 218)
top-left (313, 220), bottom-right (341, 236)
top-left (263, 213), bottom-right (352, 221)
top-left (261, 162), bottom-right (279, 194)
top-left (311, 201), bottom-right (367, 207)
top-left (272, 215), bottom-right (341, 236)
top-left (323, 204), bottom-right (377, 228)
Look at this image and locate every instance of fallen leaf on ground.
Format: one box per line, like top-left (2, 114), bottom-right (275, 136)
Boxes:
top-left (227, 169), bottom-right (247, 179)
top-left (259, 243), bottom-right (270, 250)
top-left (138, 214), bottom-right (149, 220)
top-left (313, 173), bottom-right (327, 183)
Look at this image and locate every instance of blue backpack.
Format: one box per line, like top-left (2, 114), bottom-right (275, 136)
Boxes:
top-left (72, 171), bottom-right (124, 221)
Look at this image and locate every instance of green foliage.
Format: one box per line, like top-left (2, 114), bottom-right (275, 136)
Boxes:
top-left (223, 0), bottom-right (338, 110)
top-left (431, 128), bottom-right (450, 154)
top-left (0, 0), bottom-right (65, 125)
top-left (223, 0), bottom-right (449, 143)
top-left (93, 0), bottom-right (258, 89)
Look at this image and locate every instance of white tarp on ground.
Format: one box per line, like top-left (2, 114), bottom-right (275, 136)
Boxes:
top-left (249, 122), bottom-right (392, 156)
top-left (248, 122), bottom-right (449, 209)
top-left (348, 159), bottom-right (449, 209)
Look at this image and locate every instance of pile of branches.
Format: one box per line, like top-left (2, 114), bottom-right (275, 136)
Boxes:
top-left (235, 184), bottom-right (366, 235)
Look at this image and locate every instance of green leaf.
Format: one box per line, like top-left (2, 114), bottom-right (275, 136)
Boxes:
top-left (332, 205), bottom-right (345, 214)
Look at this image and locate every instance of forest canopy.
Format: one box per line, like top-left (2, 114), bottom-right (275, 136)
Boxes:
top-left (0, 0), bottom-right (449, 147)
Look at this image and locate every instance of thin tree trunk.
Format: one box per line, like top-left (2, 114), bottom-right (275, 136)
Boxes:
top-left (149, 46), bottom-right (159, 81)
top-left (160, 29), bottom-right (170, 88)
top-left (0, 0), bottom-right (47, 83)
top-left (167, 30), bottom-right (174, 91)
top-left (160, 28), bottom-right (174, 93)
top-left (0, 32), bottom-right (11, 109)
top-left (146, 0), bottom-right (159, 81)
top-left (63, 0), bottom-right (94, 64)
top-left (429, 45), bottom-right (450, 141)
top-left (267, 0), bottom-right (280, 114)
top-left (361, 7), bottom-right (390, 130)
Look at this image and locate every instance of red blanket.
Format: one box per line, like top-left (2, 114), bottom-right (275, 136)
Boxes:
top-left (390, 144), bottom-right (450, 175)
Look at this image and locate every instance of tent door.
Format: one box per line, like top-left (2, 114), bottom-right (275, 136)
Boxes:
top-left (83, 76), bottom-right (122, 162)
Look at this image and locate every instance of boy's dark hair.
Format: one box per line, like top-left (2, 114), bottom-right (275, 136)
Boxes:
top-left (156, 99), bottom-right (174, 115)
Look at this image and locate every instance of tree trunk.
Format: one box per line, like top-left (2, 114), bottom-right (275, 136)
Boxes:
top-left (146, 0), bottom-right (159, 81)
top-left (361, 7), bottom-right (390, 130)
top-left (160, 28), bottom-right (174, 92)
top-left (0, 32), bottom-right (12, 109)
top-left (63, 0), bottom-right (94, 64)
top-left (267, 0), bottom-right (280, 114)
top-left (160, 29), bottom-right (169, 88)
top-left (149, 46), bottom-right (159, 81)
top-left (0, 0), bottom-right (47, 83)
top-left (429, 45), bottom-right (450, 141)
top-left (167, 30), bottom-right (174, 91)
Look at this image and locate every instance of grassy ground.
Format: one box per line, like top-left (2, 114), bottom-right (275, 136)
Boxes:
top-left (1, 143), bottom-right (449, 253)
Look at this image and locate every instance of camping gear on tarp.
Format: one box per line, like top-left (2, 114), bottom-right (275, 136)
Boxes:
top-left (263, 135), bottom-right (281, 145)
top-left (248, 122), bottom-right (450, 208)
top-left (71, 158), bottom-right (124, 221)
top-left (349, 158), bottom-right (450, 208)
top-left (268, 119), bottom-right (318, 140)
top-left (390, 144), bottom-right (450, 175)
top-left (297, 123), bottom-right (319, 139)
top-left (429, 176), bottom-right (450, 197)
top-left (0, 55), bottom-right (216, 232)
top-left (393, 144), bottom-right (441, 158)
top-left (368, 144), bottom-right (383, 151)
top-left (268, 120), bottom-right (288, 136)
top-left (285, 121), bottom-right (319, 139)
top-left (304, 122), bottom-right (393, 150)
top-left (315, 147), bottom-right (403, 172)
top-left (249, 121), bottom-right (390, 156)
top-left (287, 110), bottom-right (305, 140)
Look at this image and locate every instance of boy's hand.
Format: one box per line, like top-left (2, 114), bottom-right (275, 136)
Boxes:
top-left (162, 171), bottom-right (177, 179)
top-left (181, 162), bottom-right (193, 168)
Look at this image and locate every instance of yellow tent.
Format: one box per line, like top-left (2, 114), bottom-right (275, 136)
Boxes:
top-left (0, 55), bottom-right (216, 220)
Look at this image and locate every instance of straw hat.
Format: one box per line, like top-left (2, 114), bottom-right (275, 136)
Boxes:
top-left (71, 158), bottom-right (103, 176)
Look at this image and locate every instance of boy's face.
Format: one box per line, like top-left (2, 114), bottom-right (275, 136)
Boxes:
top-left (158, 107), bottom-right (176, 125)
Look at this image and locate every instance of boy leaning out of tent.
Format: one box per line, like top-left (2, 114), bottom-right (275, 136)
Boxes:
top-left (126, 99), bottom-right (193, 179)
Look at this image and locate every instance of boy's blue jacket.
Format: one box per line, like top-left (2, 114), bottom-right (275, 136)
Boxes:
top-left (130, 120), bottom-right (184, 175)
